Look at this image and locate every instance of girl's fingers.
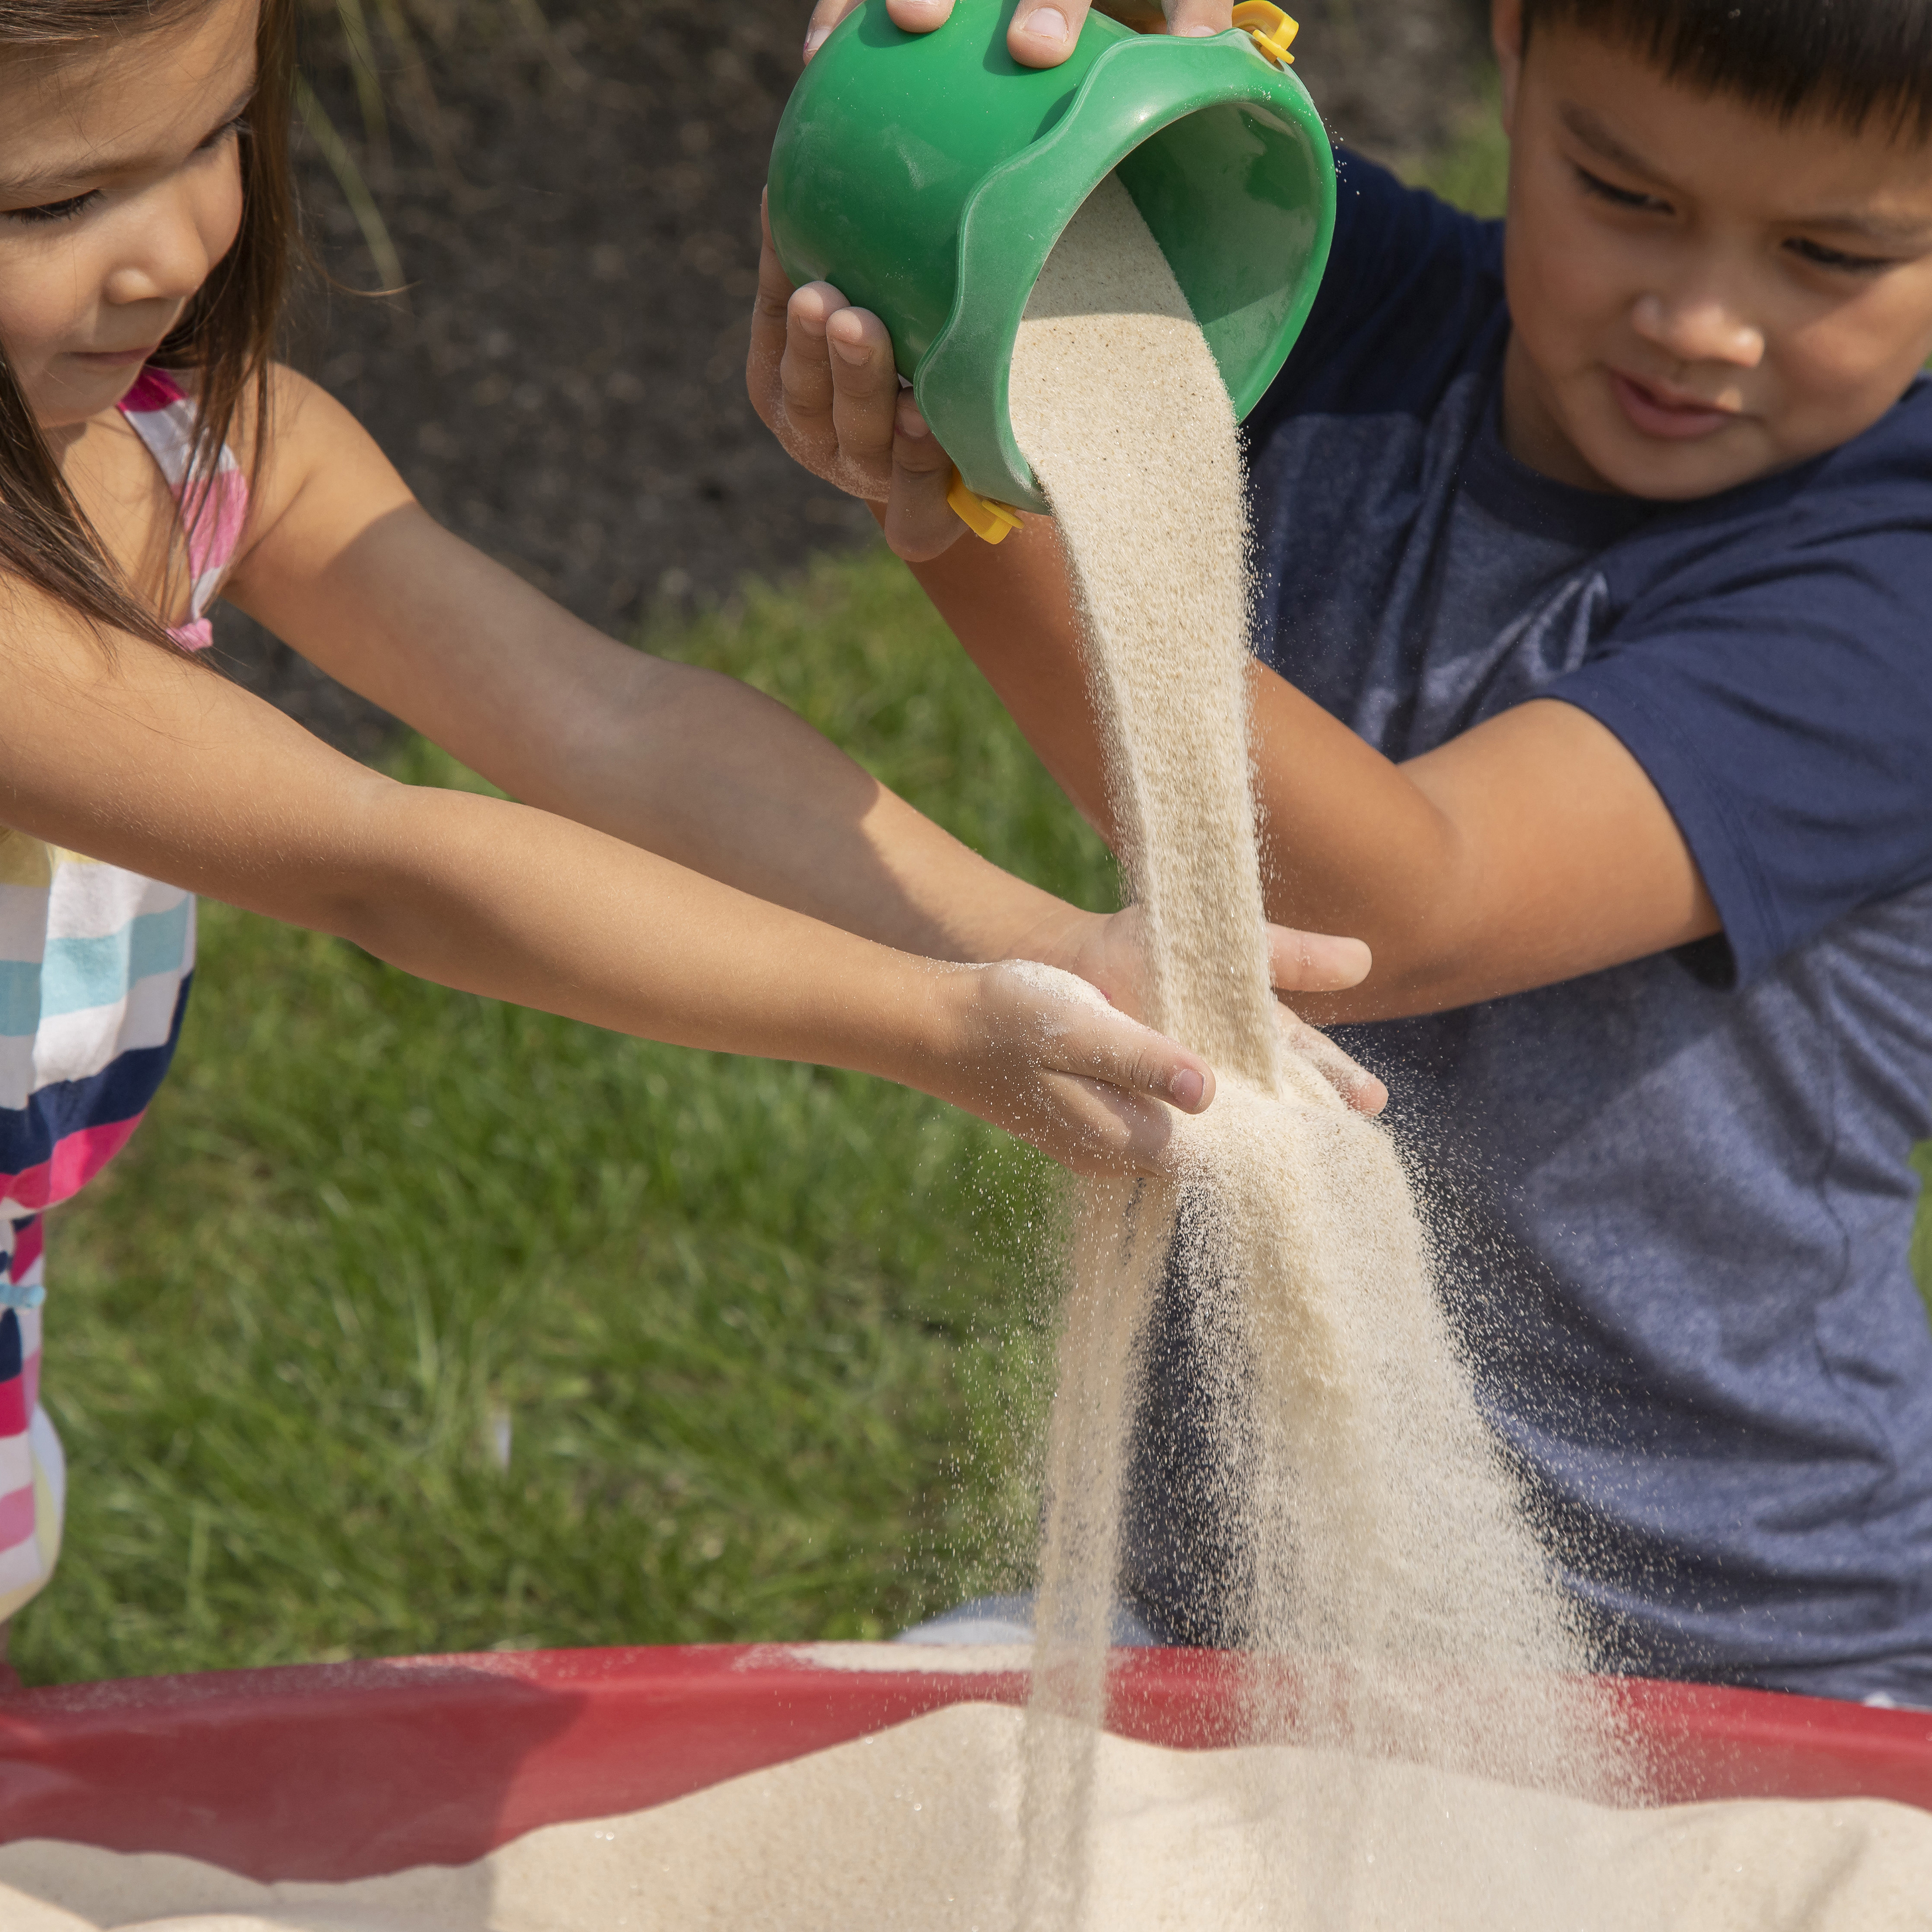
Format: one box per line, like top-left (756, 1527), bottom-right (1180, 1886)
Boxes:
top-left (1265, 922), bottom-right (1372, 994)
top-left (1007, 0), bottom-right (1091, 64)
top-left (1048, 1004), bottom-right (1216, 1117)
top-left (1029, 1070), bottom-right (1184, 1175)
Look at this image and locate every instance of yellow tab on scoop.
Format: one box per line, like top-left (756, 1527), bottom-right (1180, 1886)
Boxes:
top-left (947, 470), bottom-right (1025, 545)
top-left (1232, 1), bottom-right (1298, 66)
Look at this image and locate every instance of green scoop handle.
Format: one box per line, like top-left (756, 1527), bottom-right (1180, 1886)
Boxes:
top-left (766, 0), bottom-right (1337, 517)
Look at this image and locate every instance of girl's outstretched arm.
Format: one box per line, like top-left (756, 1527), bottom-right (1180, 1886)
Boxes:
top-left (0, 579), bottom-right (1221, 1175)
top-left (215, 371), bottom-right (1379, 1094)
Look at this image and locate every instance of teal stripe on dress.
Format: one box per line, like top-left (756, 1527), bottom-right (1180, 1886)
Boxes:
top-left (0, 901), bottom-right (192, 1036)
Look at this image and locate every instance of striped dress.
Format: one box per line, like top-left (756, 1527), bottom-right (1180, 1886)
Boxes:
top-left (0, 368), bottom-right (246, 1623)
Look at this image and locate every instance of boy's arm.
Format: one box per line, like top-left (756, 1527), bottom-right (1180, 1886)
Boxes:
top-left (753, 254), bottom-right (1718, 1025)
top-left (912, 524), bottom-right (1719, 1022)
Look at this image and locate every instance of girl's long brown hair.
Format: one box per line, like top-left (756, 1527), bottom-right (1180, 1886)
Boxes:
top-left (0, 0), bottom-right (295, 652)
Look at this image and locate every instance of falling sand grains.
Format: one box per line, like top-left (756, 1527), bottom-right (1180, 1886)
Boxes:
top-left (1005, 173), bottom-right (1643, 1928)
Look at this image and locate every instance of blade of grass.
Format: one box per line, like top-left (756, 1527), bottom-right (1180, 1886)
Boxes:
top-left (294, 71), bottom-right (407, 296)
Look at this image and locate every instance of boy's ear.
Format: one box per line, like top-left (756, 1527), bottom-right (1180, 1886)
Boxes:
top-left (1493, 0), bottom-right (1525, 136)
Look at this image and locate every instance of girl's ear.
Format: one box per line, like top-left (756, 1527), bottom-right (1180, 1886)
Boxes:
top-left (1493, 0), bottom-right (1526, 137)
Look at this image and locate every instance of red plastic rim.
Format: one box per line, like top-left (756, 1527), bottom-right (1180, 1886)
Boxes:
top-left (1, 1644), bottom-right (1928, 1885)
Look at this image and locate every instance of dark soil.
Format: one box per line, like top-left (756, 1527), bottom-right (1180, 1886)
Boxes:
top-left (225, 0), bottom-right (1491, 754)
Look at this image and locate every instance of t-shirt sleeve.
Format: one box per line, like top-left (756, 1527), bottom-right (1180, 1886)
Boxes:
top-left (1547, 437), bottom-right (1932, 985)
top-left (1252, 150), bottom-right (1508, 428)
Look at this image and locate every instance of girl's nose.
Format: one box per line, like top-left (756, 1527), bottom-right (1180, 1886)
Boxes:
top-left (100, 189), bottom-right (219, 311)
top-left (1631, 290), bottom-right (1766, 371)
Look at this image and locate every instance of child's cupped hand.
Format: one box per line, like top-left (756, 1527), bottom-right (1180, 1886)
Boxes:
top-left (925, 957), bottom-right (1214, 1177)
top-left (998, 904), bottom-right (1389, 1119)
top-left (925, 900), bottom-right (1383, 1178)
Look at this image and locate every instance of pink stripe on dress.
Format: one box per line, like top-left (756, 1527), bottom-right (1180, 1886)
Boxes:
top-left (117, 365), bottom-right (247, 652)
top-left (0, 1116), bottom-right (144, 1215)
top-left (0, 1482), bottom-right (35, 1549)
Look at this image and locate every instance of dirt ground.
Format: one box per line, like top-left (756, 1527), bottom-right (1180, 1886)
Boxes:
top-left (226, 0), bottom-right (1492, 752)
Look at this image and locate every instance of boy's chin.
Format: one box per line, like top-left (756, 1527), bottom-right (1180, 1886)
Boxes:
top-left (1563, 402), bottom-right (1782, 504)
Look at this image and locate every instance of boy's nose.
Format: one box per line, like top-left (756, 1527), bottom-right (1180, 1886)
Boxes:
top-left (1631, 291), bottom-right (1766, 371)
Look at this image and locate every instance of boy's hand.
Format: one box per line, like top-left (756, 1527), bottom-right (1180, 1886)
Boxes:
top-left (1006, 904), bottom-right (1389, 1114)
top-left (799, 0), bottom-right (1234, 69)
top-left (748, 198), bottom-right (965, 561)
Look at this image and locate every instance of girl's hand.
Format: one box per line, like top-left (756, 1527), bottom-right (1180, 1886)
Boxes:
top-left (1005, 904), bottom-right (1390, 1114)
top-left (799, 0), bottom-right (1234, 70)
top-left (923, 959), bottom-right (1216, 1175)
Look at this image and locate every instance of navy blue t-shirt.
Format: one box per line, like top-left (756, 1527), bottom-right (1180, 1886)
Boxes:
top-left (1122, 153), bottom-right (1932, 1706)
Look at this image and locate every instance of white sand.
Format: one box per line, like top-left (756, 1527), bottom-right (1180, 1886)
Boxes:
top-left (2, 1702), bottom-right (1927, 1930)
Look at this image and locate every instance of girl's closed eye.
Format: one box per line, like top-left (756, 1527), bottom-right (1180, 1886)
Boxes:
top-left (6, 190), bottom-right (100, 226)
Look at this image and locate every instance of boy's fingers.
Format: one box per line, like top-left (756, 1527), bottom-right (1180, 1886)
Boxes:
top-left (884, 0), bottom-right (957, 30)
top-left (746, 194), bottom-right (797, 434)
top-left (802, 0), bottom-right (859, 59)
top-left (1278, 1009), bottom-right (1389, 1116)
top-left (777, 283), bottom-right (845, 459)
top-left (825, 305), bottom-right (904, 494)
top-left (1265, 923), bottom-right (1372, 994)
top-left (1007, 0), bottom-right (1090, 64)
top-left (883, 393), bottom-right (968, 559)
top-left (1163, 0), bottom-right (1235, 35)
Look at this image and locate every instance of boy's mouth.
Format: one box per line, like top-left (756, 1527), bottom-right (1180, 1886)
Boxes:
top-left (1609, 370), bottom-right (1739, 441)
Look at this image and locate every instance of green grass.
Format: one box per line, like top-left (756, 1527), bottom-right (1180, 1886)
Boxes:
top-left (1404, 81), bottom-right (1510, 220)
top-left (14, 548), bottom-right (1110, 1685)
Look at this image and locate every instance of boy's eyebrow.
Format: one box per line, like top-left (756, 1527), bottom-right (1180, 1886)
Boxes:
top-left (1557, 103), bottom-right (1665, 183)
top-left (1557, 100), bottom-right (1932, 245)
top-left (0, 82), bottom-right (256, 202)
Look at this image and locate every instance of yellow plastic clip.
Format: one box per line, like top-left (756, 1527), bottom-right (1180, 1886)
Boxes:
top-left (1231, 0), bottom-right (1298, 66)
top-left (947, 469), bottom-right (1025, 545)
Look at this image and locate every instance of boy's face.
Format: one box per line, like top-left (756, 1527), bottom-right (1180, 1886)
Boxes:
top-left (1494, 0), bottom-right (1932, 499)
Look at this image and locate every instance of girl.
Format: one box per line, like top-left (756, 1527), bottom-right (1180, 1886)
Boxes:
top-left (0, 0), bottom-right (1370, 1647)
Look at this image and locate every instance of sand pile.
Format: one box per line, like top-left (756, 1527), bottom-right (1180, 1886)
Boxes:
top-left (3, 1702), bottom-right (1929, 1930)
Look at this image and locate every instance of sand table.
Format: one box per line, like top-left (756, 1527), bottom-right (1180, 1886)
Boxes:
top-left (1, 1701), bottom-right (1927, 1930)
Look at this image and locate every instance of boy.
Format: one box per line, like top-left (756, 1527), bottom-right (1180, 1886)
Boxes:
top-left (752, 0), bottom-right (1932, 1706)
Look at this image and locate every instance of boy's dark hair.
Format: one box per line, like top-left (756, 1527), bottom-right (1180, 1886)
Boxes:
top-left (0, 0), bottom-right (296, 654)
top-left (1523, 0), bottom-right (1932, 140)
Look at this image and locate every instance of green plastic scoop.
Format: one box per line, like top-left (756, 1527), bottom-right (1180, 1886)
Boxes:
top-left (766, 0), bottom-right (1337, 526)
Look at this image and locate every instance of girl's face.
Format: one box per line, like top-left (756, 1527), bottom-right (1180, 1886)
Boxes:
top-left (0, 0), bottom-right (257, 431)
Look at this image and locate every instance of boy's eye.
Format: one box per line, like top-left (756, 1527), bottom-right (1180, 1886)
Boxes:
top-left (5, 190), bottom-right (100, 226)
top-left (1785, 235), bottom-right (1894, 275)
top-left (1573, 165), bottom-right (1670, 216)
